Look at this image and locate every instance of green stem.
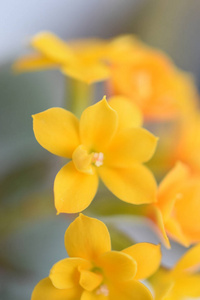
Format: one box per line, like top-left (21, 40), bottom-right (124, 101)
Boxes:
top-left (66, 78), bottom-right (93, 117)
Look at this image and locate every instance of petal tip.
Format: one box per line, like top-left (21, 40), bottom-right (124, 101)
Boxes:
top-left (99, 96), bottom-right (108, 108)
top-left (31, 31), bottom-right (52, 42)
top-left (100, 95), bottom-right (118, 116)
top-left (78, 213), bottom-right (85, 219)
top-left (166, 242), bottom-right (171, 249)
top-left (163, 234), bottom-right (171, 249)
top-left (32, 112), bottom-right (41, 120)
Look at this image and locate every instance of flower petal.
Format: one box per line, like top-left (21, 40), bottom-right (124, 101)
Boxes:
top-left (81, 290), bottom-right (107, 300)
top-left (33, 108), bottom-right (80, 158)
top-left (65, 214), bottom-right (111, 261)
top-left (108, 96), bottom-right (143, 131)
top-left (173, 274), bottom-right (200, 298)
top-left (13, 54), bottom-right (56, 72)
top-left (98, 164), bottom-right (157, 205)
top-left (122, 243), bottom-right (161, 280)
top-left (148, 205), bottom-right (170, 248)
top-left (149, 268), bottom-right (174, 300)
top-left (105, 128), bottom-right (158, 167)
top-left (173, 176), bottom-right (200, 240)
top-left (158, 162), bottom-right (190, 218)
top-left (165, 218), bottom-right (189, 247)
top-left (158, 162), bottom-right (189, 196)
top-left (80, 97), bottom-right (118, 152)
top-left (79, 270), bottom-right (103, 292)
top-left (99, 251), bottom-right (137, 282)
top-left (62, 62), bottom-right (110, 84)
top-left (72, 145), bottom-right (93, 174)
top-left (31, 32), bottom-right (75, 63)
top-left (31, 277), bottom-right (82, 300)
top-left (109, 280), bottom-right (153, 300)
top-left (81, 281), bottom-right (153, 300)
top-left (173, 243), bottom-right (200, 274)
top-left (54, 162), bottom-right (98, 213)
top-left (49, 258), bottom-right (92, 289)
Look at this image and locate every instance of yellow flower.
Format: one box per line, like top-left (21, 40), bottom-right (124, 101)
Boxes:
top-left (32, 96), bottom-right (157, 213)
top-left (148, 162), bottom-right (200, 248)
top-left (14, 31), bottom-right (109, 84)
top-left (150, 243), bottom-right (200, 300)
top-left (31, 214), bottom-right (161, 300)
top-left (108, 37), bottom-right (198, 121)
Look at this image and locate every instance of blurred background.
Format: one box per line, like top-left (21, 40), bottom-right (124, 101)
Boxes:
top-left (1, 1), bottom-right (200, 299)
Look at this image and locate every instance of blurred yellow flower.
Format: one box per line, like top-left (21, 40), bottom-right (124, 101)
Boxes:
top-left (13, 33), bottom-right (141, 83)
top-left (148, 162), bottom-right (200, 248)
top-left (14, 31), bottom-right (109, 84)
top-left (33, 96), bottom-right (157, 213)
top-left (150, 243), bottom-right (200, 300)
top-left (108, 39), bottom-right (198, 121)
top-left (32, 214), bottom-right (161, 300)
top-left (15, 32), bottom-right (198, 120)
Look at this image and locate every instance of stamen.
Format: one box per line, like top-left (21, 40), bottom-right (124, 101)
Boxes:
top-left (92, 152), bottom-right (104, 167)
top-left (96, 284), bottom-right (109, 296)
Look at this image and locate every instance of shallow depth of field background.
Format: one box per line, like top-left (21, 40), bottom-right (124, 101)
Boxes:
top-left (1, 1), bottom-right (200, 300)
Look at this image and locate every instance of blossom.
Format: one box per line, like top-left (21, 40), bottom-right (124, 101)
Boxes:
top-left (108, 39), bottom-right (198, 121)
top-left (149, 243), bottom-right (200, 300)
top-left (147, 162), bottom-right (200, 247)
top-left (31, 214), bottom-right (161, 300)
top-left (32, 96), bottom-right (157, 213)
top-left (14, 32), bottom-right (109, 84)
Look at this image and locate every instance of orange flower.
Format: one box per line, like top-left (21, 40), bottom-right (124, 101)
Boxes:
top-left (108, 41), bottom-right (198, 121)
top-left (148, 162), bottom-right (200, 247)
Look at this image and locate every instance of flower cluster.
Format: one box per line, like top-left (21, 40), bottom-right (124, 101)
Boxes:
top-left (15, 32), bottom-right (200, 299)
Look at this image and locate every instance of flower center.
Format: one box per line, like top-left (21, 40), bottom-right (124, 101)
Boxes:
top-left (96, 284), bottom-right (109, 296)
top-left (72, 145), bottom-right (104, 174)
top-left (92, 152), bottom-right (104, 167)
